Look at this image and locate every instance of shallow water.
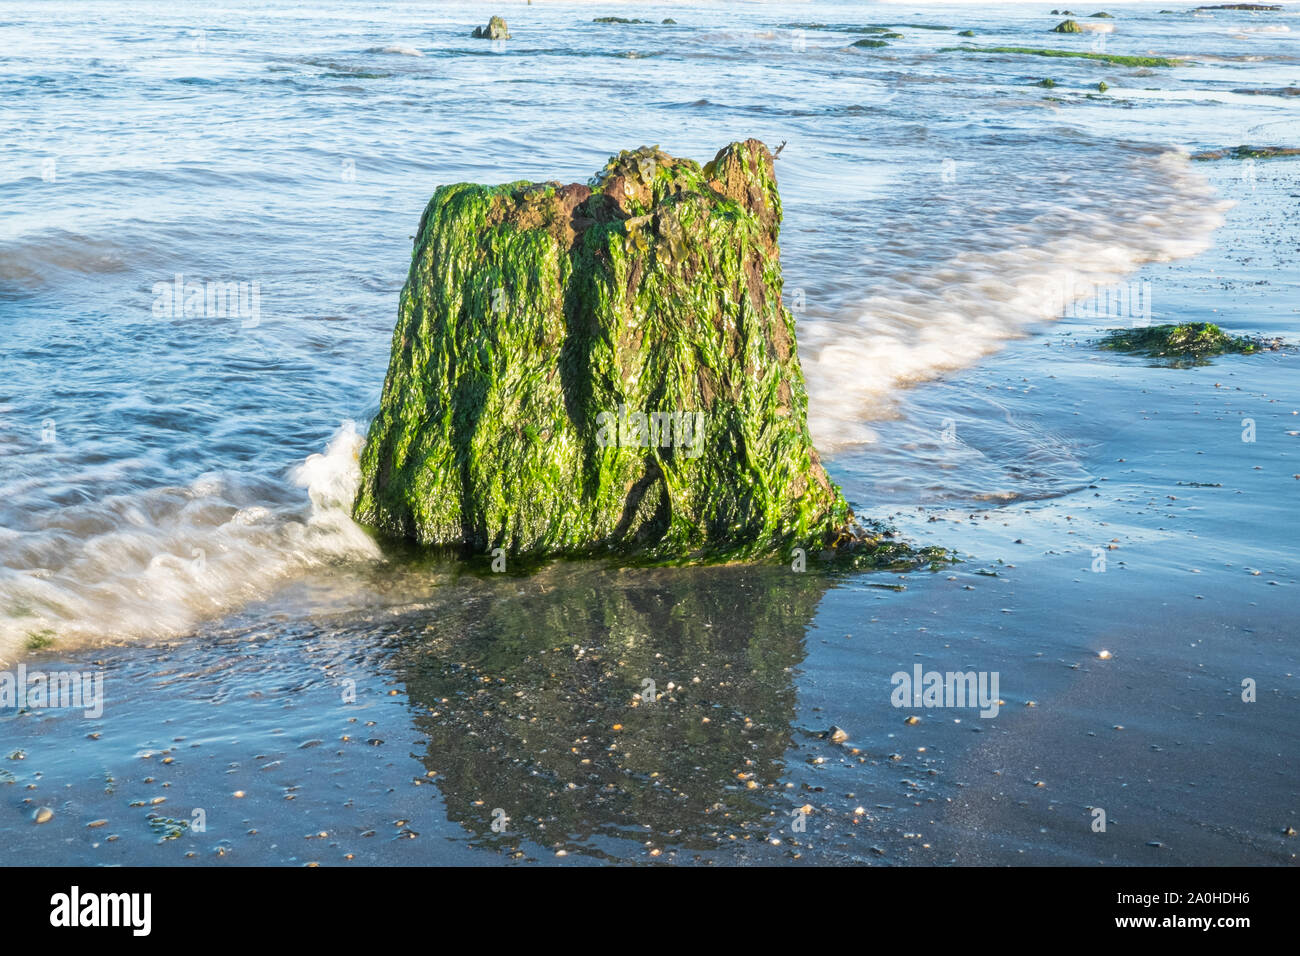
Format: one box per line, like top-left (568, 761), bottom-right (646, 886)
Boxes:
top-left (1, 2), bottom-right (1298, 865)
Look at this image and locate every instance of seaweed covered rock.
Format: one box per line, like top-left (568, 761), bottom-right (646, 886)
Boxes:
top-left (354, 141), bottom-right (863, 563)
top-left (471, 16), bottom-right (510, 40)
top-left (1098, 322), bottom-right (1279, 359)
top-left (1052, 19), bottom-right (1083, 32)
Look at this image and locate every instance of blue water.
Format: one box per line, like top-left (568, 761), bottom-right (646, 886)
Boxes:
top-left (1, 1), bottom-right (1297, 650)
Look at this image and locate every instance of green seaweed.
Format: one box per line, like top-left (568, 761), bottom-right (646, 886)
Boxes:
top-left (852, 38), bottom-right (890, 48)
top-left (1036, 78), bottom-right (1058, 87)
top-left (355, 141), bottom-right (888, 565)
top-left (942, 45), bottom-right (1182, 67)
top-left (25, 630), bottom-right (54, 651)
top-left (1191, 145), bottom-right (1300, 161)
top-left (1097, 323), bottom-right (1273, 361)
top-left (778, 22), bottom-right (943, 33)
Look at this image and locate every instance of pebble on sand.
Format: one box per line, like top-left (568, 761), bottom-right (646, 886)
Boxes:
top-left (33, 807), bottom-right (54, 824)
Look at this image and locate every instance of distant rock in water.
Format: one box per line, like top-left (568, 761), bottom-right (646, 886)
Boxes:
top-left (471, 16), bottom-right (510, 40)
top-left (1195, 4), bottom-right (1282, 10)
top-left (354, 141), bottom-right (899, 564)
top-left (593, 16), bottom-right (649, 24)
top-left (1052, 20), bottom-right (1083, 32)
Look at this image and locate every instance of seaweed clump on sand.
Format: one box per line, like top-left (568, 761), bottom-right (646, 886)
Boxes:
top-left (1098, 323), bottom-right (1280, 361)
top-left (354, 141), bottom-right (937, 569)
top-left (1192, 145), bottom-right (1300, 161)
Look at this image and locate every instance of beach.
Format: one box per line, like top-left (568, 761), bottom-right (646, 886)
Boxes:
top-left (1, 1), bottom-right (1297, 865)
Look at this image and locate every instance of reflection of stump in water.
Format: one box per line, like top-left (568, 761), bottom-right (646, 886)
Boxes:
top-left (389, 563), bottom-right (829, 861)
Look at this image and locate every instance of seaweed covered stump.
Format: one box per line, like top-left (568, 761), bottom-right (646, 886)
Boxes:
top-left (353, 141), bottom-right (886, 564)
